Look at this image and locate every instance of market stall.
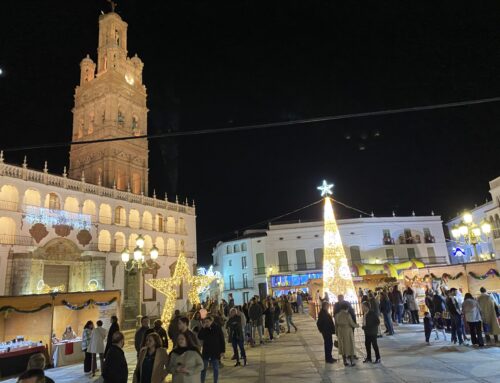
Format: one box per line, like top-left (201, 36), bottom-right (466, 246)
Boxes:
top-left (0, 290), bottom-right (121, 376)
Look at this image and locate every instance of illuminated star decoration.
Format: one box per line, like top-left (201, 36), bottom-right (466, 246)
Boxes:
top-left (317, 180), bottom-right (334, 197)
top-left (146, 252), bottom-right (217, 326)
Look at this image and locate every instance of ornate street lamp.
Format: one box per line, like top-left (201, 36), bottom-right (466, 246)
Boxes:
top-left (121, 236), bottom-right (159, 324)
top-left (451, 211), bottom-right (491, 262)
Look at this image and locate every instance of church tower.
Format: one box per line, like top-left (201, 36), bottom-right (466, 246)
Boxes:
top-left (69, 11), bottom-right (149, 194)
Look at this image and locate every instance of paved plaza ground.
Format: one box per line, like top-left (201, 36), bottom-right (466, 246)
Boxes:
top-left (4, 313), bottom-right (500, 383)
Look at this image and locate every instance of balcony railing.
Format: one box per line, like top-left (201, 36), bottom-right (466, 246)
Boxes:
top-left (227, 282), bottom-right (254, 290)
top-left (254, 267), bottom-right (266, 275)
top-left (82, 244), bottom-right (196, 258)
top-left (0, 234), bottom-right (35, 246)
top-left (0, 162), bottom-right (195, 215)
top-left (294, 262), bottom-right (322, 271)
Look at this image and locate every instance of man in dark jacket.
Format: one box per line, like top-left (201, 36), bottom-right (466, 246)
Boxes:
top-left (153, 319), bottom-right (168, 348)
top-left (362, 302), bottom-right (381, 363)
top-left (199, 316), bottom-right (226, 383)
top-left (134, 316), bottom-right (149, 357)
top-left (168, 310), bottom-right (181, 346)
top-left (248, 298), bottom-right (264, 344)
top-left (102, 331), bottom-right (128, 383)
top-left (316, 301), bottom-right (337, 363)
top-left (446, 288), bottom-right (464, 345)
top-left (104, 315), bottom-right (119, 358)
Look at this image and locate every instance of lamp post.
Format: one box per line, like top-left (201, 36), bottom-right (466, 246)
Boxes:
top-left (121, 234), bottom-right (159, 325)
top-left (451, 212), bottom-right (491, 262)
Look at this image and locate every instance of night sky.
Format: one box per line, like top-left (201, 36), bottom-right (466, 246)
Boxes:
top-left (1, 1), bottom-right (500, 264)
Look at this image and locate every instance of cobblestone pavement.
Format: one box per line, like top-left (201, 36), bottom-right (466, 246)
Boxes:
top-left (3, 314), bottom-right (500, 383)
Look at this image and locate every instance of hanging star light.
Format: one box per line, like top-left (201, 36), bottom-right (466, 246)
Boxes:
top-left (318, 181), bottom-right (357, 303)
top-left (146, 252), bottom-right (216, 325)
top-left (317, 180), bottom-right (334, 197)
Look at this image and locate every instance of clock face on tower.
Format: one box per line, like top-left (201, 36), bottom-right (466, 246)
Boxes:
top-left (125, 73), bottom-right (134, 85)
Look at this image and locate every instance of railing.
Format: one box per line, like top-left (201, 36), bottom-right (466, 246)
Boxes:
top-left (82, 244), bottom-right (196, 258)
top-left (227, 282), bottom-right (254, 290)
top-left (278, 265), bottom-right (290, 272)
top-left (0, 234), bottom-right (35, 246)
top-left (0, 200), bottom-right (18, 211)
top-left (0, 162), bottom-right (195, 215)
top-left (294, 262), bottom-right (322, 271)
top-left (254, 267), bottom-right (266, 275)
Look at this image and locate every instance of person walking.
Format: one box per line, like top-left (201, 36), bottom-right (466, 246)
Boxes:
top-left (168, 310), bottom-right (182, 347)
top-left (248, 298), bottom-right (264, 344)
top-left (379, 291), bottom-right (394, 335)
top-left (404, 287), bottom-right (419, 324)
top-left (362, 301), bottom-right (381, 363)
top-left (135, 316), bottom-right (151, 357)
top-left (446, 288), bottom-right (464, 345)
top-left (273, 299), bottom-right (281, 339)
top-left (316, 301), bottom-right (337, 364)
top-left (425, 290), bottom-right (435, 319)
top-left (283, 296), bottom-right (298, 333)
top-left (477, 287), bottom-right (500, 343)
top-left (226, 308), bottom-right (247, 366)
top-left (198, 316), bottom-right (225, 382)
top-left (133, 332), bottom-right (169, 383)
top-left (102, 331), bottom-right (128, 383)
top-left (153, 320), bottom-right (169, 349)
top-left (462, 293), bottom-right (484, 347)
top-left (82, 321), bottom-right (94, 374)
top-left (178, 317), bottom-right (201, 349)
top-left (391, 285), bottom-right (404, 324)
top-left (335, 302), bottom-right (359, 366)
top-left (89, 320), bottom-right (107, 377)
top-left (263, 298), bottom-right (275, 341)
top-left (105, 315), bottom-right (120, 359)
top-left (296, 292), bottom-right (304, 314)
top-left (168, 333), bottom-right (204, 383)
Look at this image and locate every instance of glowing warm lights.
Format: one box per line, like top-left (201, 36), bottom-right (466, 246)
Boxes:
top-left (463, 212), bottom-right (473, 224)
top-left (146, 252), bottom-right (217, 326)
top-left (481, 221), bottom-right (491, 234)
top-left (320, 182), bottom-right (356, 303)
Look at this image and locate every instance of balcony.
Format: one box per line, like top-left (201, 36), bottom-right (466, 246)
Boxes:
top-left (227, 282), bottom-right (254, 290)
top-left (424, 235), bottom-right (435, 244)
top-left (254, 267), bottom-right (266, 275)
top-left (294, 262), bottom-right (322, 271)
top-left (383, 237), bottom-right (395, 245)
top-left (0, 234), bottom-right (35, 246)
top-left (82, 244), bottom-right (196, 258)
top-left (398, 235), bottom-right (422, 245)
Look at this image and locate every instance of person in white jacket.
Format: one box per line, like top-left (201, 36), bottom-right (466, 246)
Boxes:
top-left (89, 320), bottom-right (107, 377)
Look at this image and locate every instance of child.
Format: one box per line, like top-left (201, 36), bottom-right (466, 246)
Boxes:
top-left (423, 312), bottom-right (433, 344)
top-left (433, 312), bottom-right (447, 341)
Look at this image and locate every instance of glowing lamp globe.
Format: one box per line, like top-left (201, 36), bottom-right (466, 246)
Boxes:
top-left (459, 225), bottom-right (468, 236)
top-left (472, 227), bottom-right (481, 237)
top-left (121, 250), bottom-right (130, 263)
top-left (134, 246), bottom-right (143, 261)
top-left (136, 235), bottom-right (145, 249)
top-left (463, 212), bottom-right (473, 224)
top-left (481, 221), bottom-right (491, 234)
top-left (150, 245), bottom-right (159, 260)
top-left (451, 227), bottom-right (461, 239)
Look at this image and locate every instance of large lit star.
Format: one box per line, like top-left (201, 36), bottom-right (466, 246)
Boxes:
top-left (317, 180), bottom-right (334, 197)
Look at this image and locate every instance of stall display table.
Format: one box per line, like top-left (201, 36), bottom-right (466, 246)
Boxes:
top-left (52, 339), bottom-right (84, 367)
top-left (0, 345), bottom-right (46, 378)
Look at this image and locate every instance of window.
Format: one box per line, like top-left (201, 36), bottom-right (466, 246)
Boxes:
top-left (278, 251), bottom-right (289, 272)
top-left (229, 275), bottom-right (235, 290)
top-left (349, 246), bottom-right (361, 263)
top-left (243, 273), bottom-right (248, 288)
top-left (226, 245), bottom-right (232, 254)
top-left (241, 256), bottom-right (247, 269)
top-left (385, 248), bottom-right (395, 261)
top-left (404, 229), bottom-right (412, 243)
top-left (407, 247), bottom-right (416, 259)
top-left (241, 242), bottom-right (247, 251)
top-left (256, 253), bottom-right (265, 275)
top-left (314, 248), bottom-right (323, 269)
top-left (427, 247), bottom-right (437, 263)
top-left (234, 244), bottom-right (240, 253)
top-left (383, 229), bottom-right (393, 244)
top-left (296, 250), bottom-right (307, 271)
top-left (46, 193), bottom-right (61, 210)
top-left (424, 228), bottom-right (435, 243)
top-left (228, 260), bottom-right (232, 267)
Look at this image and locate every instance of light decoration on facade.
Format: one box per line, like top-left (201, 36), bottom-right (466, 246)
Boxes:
top-left (87, 279), bottom-right (100, 291)
top-left (320, 181), bottom-right (357, 303)
top-left (197, 266), bottom-right (223, 293)
top-left (24, 206), bottom-right (91, 230)
top-left (36, 279), bottom-right (65, 294)
top-left (146, 252), bottom-right (216, 326)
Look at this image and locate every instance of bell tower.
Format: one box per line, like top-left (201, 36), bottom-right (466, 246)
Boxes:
top-left (69, 11), bottom-right (149, 194)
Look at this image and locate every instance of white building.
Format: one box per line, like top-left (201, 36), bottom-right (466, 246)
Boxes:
top-left (212, 215), bottom-right (448, 304)
top-left (445, 175), bottom-right (500, 263)
top-left (0, 10), bottom-right (197, 328)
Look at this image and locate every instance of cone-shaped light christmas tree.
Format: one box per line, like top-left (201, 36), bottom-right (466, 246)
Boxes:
top-left (317, 180), bottom-right (357, 303)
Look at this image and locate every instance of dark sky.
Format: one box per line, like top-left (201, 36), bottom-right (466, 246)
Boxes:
top-left (1, 1), bottom-right (500, 265)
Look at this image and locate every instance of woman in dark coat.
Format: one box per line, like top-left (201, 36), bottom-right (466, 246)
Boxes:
top-left (263, 298), bottom-right (275, 341)
top-left (226, 308), bottom-right (247, 366)
top-left (104, 315), bottom-right (120, 358)
top-left (316, 301), bottom-right (336, 363)
top-left (362, 302), bottom-right (381, 363)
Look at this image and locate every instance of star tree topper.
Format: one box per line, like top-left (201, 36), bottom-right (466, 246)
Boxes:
top-left (317, 180), bottom-right (334, 197)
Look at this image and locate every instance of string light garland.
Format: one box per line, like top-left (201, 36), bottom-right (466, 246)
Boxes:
top-left (146, 252), bottom-right (217, 325)
top-left (320, 182), bottom-right (357, 303)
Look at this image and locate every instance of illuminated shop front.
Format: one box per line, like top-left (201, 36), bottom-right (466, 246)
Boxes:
top-left (270, 272), bottom-right (323, 296)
